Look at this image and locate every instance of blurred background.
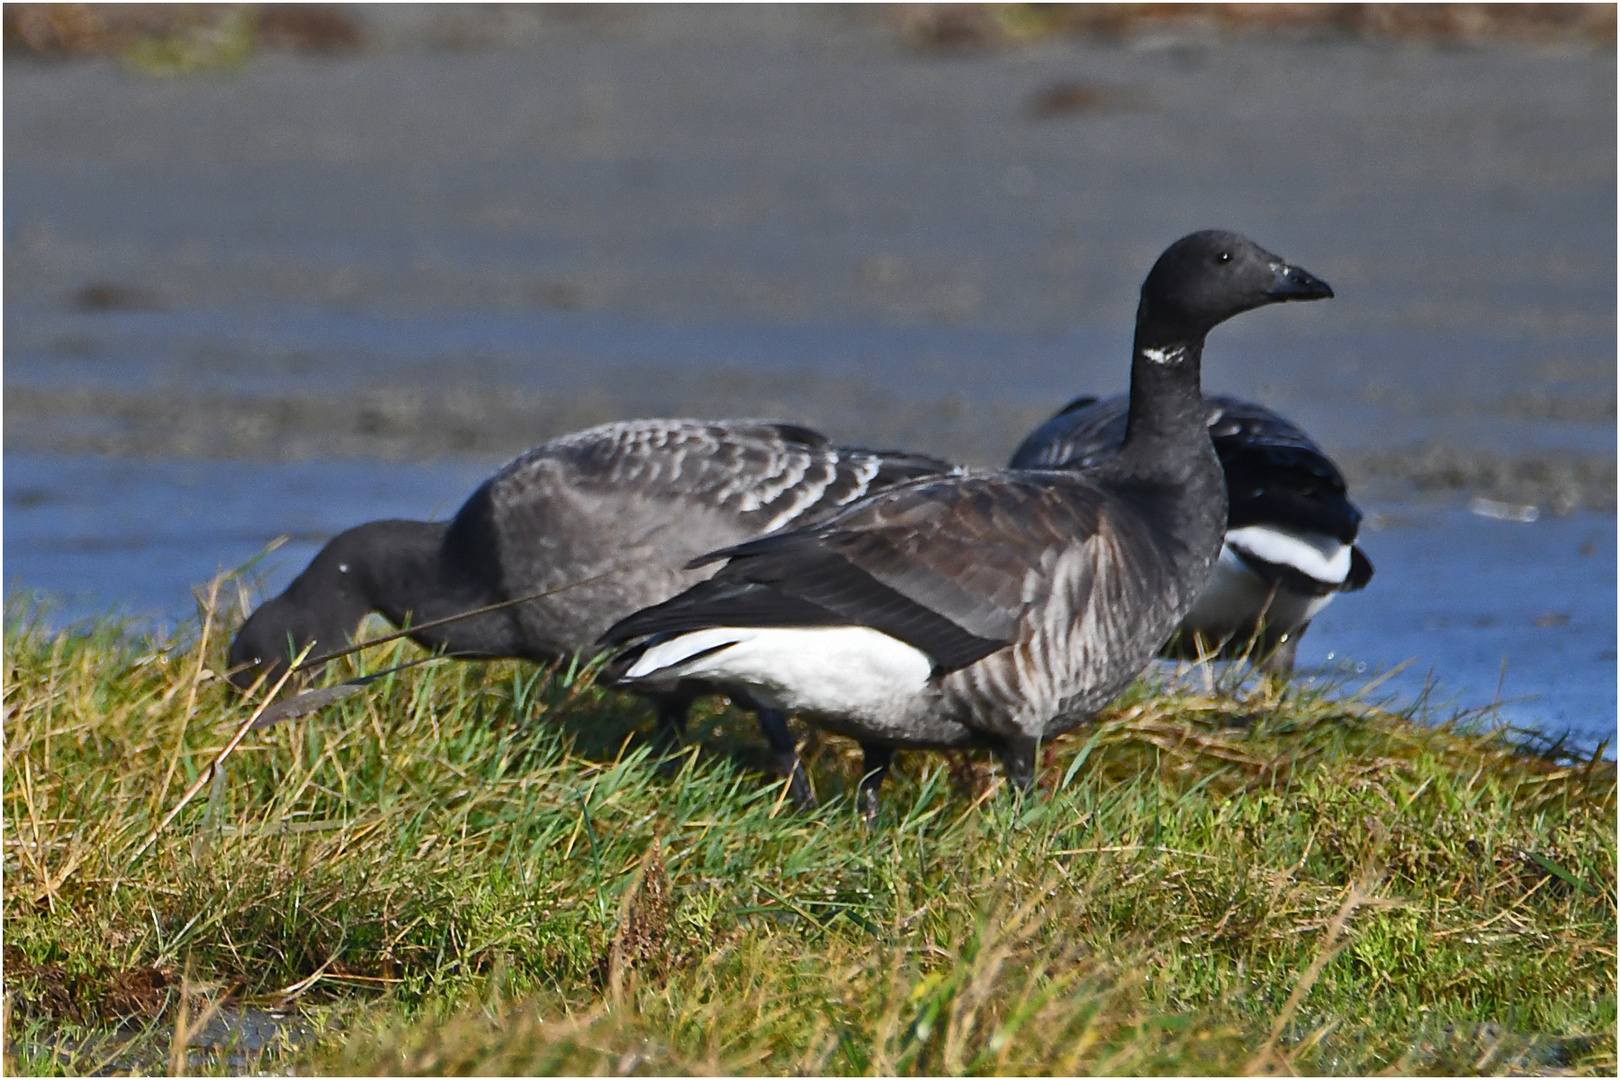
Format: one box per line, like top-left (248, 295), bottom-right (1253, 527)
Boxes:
top-left (5, 4), bottom-right (1615, 748)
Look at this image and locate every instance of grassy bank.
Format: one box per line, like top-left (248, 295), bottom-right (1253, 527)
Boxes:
top-left (3, 591), bottom-right (1614, 1076)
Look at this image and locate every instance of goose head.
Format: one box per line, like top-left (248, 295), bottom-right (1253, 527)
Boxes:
top-left (1136, 229), bottom-right (1333, 347)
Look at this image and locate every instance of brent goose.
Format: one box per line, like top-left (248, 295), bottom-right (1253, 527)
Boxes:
top-left (1009, 395), bottom-right (1373, 671)
top-left (227, 418), bottom-right (952, 804)
top-left (603, 231), bottom-right (1333, 822)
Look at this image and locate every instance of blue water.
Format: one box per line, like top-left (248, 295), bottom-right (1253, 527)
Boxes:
top-left (3, 455), bottom-right (493, 624)
top-left (1295, 503), bottom-right (1615, 750)
top-left (5, 453), bottom-right (1614, 754)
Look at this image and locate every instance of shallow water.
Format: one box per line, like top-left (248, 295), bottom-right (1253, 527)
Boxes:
top-left (6, 453), bottom-right (1614, 754)
top-left (3, 454), bottom-right (494, 621)
top-left (1290, 502), bottom-right (1615, 750)
top-left (4, 12), bottom-right (1615, 756)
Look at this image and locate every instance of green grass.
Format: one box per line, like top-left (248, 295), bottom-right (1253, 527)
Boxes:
top-left (3, 585), bottom-right (1614, 1076)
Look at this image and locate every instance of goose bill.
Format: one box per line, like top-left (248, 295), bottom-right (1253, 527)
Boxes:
top-left (1268, 261), bottom-right (1335, 300)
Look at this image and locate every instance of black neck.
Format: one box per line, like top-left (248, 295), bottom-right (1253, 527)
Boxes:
top-left (268, 520), bottom-right (447, 644)
top-left (233, 520), bottom-right (442, 672)
top-left (1117, 316), bottom-right (1210, 476)
top-left (342, 518), bottom-right (529, 658)
top-left (336, 521), bottom-right (455, 629)
top-left (231, 518), bottom-right (517, 683)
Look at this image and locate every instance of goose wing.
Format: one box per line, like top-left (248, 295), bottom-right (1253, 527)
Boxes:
top-left (507, 418), bottom-right (950, 532)
top-left (1007, 395), bottom-right (1123, 470)
top-left (604, 471), bottom-right (1112, 675)
top-left (1012, 395), bottom-right (1364, 544)
top-left (1204, 401), bottom-right (1361, 543)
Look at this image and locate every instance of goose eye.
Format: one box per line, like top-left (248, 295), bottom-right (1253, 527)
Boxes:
top-left (1216, 251), bottom-right (1232, 264)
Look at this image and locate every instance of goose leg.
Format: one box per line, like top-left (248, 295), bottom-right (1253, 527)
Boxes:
top-left (858, 744), bottom-right (894, 828)
top-left (653, 695), bottom-right (690, 755)
top-left (756, 708), bottom-right (816, 810)
top-left (998, 735), bottom-right (1040, 794)
top-left (1259, 626), bottom-right (1303, 675)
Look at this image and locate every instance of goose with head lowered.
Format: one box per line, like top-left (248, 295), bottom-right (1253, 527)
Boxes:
top-left (1009, 394), bottom-right (1372, 671)
top-left (602, 231), bottom-right (1333, 824)
top-left (227, 418), bottom-right (953, 805)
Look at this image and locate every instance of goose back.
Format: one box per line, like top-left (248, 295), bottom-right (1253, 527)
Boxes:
top-left (1009, 394), bottom-right (1363, 542)
top-left (460, 419), bottom-right (954, 656)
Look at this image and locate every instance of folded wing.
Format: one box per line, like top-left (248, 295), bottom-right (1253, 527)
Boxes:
top-left (605, 472), bottom-right (1114, 675)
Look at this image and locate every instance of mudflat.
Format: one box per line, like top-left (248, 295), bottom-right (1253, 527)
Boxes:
top-left (4, 6), bottom-right (1614, 510)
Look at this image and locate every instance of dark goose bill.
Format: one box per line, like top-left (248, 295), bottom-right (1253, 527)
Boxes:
top-left (1268, 262), bottom-right (1334, 301)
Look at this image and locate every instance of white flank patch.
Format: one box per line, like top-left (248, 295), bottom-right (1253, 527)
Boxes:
top-left (1184, 546), bottom-right (1333, 634)
top-left (624, 628), bottom-right (760, 680)
top-left (622, 625), bottom-right (933, 719)
top-left (1224, 525), bottom-right (1352, 586)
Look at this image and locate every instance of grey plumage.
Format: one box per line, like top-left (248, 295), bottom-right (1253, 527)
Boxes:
top-left (455, 419), bottom-right (949, 656)
top-left (604, 230), bottom-right (1335, 822)
top-left (227, 417), bottom-right (954, 804)
top-left (1009, 394), bottom-right (1374, 670)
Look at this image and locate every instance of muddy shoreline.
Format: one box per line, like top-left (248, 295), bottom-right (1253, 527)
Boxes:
top-left (7, 382), bottom-right (1614, 514)
top-left (6, 7), bottom-right (1615, 505)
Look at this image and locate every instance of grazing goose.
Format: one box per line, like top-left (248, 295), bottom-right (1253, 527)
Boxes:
top-left (1009, 394), bottom-right (1373, 671)
top-left (227, 418), bottom-right (953, 804)
top-left (603, 231), bottom-right (1333, 823)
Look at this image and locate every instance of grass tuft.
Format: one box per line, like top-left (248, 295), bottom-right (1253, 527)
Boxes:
top-left (3, 585), bottom-right (1614, 1075)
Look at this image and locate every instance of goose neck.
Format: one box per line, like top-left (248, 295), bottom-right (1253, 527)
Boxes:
top-left (1119, 333), bottom-right (1208, 463)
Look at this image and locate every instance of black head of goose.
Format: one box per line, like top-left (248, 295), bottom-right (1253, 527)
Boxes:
top-left (602, 231), bottom-right (1333, 824)
top-left (227, 417), bottom-right (954, 805)
top-left (1009, 394), bottom-right (1373, 671)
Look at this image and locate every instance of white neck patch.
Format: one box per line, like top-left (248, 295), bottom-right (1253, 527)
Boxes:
top-left (1140, 345), bottom-right (1185, 365)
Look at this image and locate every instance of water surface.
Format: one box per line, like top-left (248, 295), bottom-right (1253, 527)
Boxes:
top-left (7, 453), bottom-right (1613, 753)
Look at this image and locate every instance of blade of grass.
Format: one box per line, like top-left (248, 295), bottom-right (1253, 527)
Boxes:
top-left (152, 571), bottom-right (223, 817)
top-left (128, 644), bottom-right (309, 865)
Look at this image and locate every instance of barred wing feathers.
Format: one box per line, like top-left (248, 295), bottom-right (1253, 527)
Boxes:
top-left (445, 418), bottom-right (952, 655)
top-left (608, 471), bottom-right (1133, 677)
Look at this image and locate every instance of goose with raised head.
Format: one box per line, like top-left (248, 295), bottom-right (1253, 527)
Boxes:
top-left (227, 418), bottom-right (954, 805)
top-left (1009, 394), bottom-right (1373, 671)
top-left (603, 231), bottom-right (1333, 824)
